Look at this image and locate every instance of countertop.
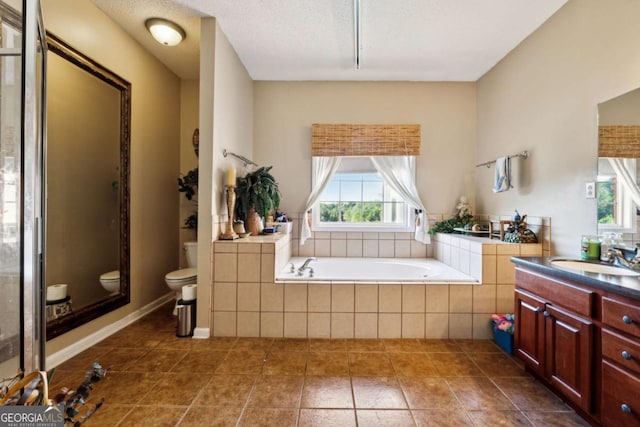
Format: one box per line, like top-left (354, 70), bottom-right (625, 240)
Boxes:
top-left (511, 256), bottom-right (640, 300)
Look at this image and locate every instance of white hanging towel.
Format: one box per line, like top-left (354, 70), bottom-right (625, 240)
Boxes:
top-left (493, 156), bottom-right (511, 193)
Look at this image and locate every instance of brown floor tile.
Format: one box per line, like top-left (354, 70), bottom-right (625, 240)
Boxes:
top-left (430, 353), bottom-right (483, 377)
top-left (356, 409), bottom-right (415, 426)
top-left (263, 351), bottom-right (307, 375)
top-left (170, 350), bottom-right (227, 374)
top-left (466, 410), bottom-right (533, 426)
top-left (178, 406), bottom-right (243, 426)
top-left (247, 375), bottom-right (304, 408)
top-left (456, 339), bottom-right (502, 353)
top-left (422, 339), bottom-right (463, 353)
top-left (232, 337), bottom-right (274, 351)
top-left (493, 377), bottom-right (568, 411)
top-left (97, 329), bottom-right (165, 349)
top-left (270, 338), bottom-right (309, 352)
top-left (383, 338), bottom-right (427, 352)
top-left (48, 369), bottom-right (88, 395)
top-left (301, 376), bottom-right (354, 409)
top-left (118, 405), bottom-right (188, 426)
top-left (155, 334), bottom-right (196, 350)
top-left (125, 348), bottom-right (186, 372)
top-left (139, 372), bottom-right (211, 406)
top-left (447, 377), bottom-right (516, 411)
top-left (352, 377), bottom-right (407, 409)
top-left (191, 336), bottom-right (238, 351)
top-left (54, 346), bottom-right (111, 371)
top-left (522, 410), bottom-right (592, 427)
top-left (399, 377), bottom-right (461, 410)
top-left (308, 339), bottom-right (347, 352)
top-left (215, 350), bottom-right (266, 374)
top-left (97, 347), bottom-right (149, 371)
top-left (412, 409), bottom-right (474, 426)
top-left (192, 374), bottom-right (256, 407)
top-left (95, 371), bottom-right (161, 405)
top-left (306, 352), bottom-right (350, 376)
top-left (347, 339), bottom-right (385, 352)
top-left (298, 409), bottom-right (356, 427)
top-left (469, 352), bottom-right (526, 378)
top-left (76, 403), bottom-right (133, 426)
top-left (390, 352), bottom-right (440, 377)
top-left (349, 352), bottom-right (395, 376)
top-left (238, 407), bottom-right (298, 426)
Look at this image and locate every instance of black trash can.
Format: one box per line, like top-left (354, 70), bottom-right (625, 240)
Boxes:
top-left (176, 299), bottom-right (196, 337)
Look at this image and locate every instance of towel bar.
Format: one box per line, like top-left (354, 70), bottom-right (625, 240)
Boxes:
top-left (476, 150), bottom-right (529, 168)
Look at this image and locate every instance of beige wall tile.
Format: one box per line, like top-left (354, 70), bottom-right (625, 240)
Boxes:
top-left (332, 284), bottom-right (355, 312)
top-left (402, 313), bottom-right (425, 338)
top-left (450, 247), bottom-right (460, 270)
top-left (395, 240), bottom-right (411, 258)
top-left (425, 285), bottom-right (449, 313)
top-left (410, 240), bottom-right (427, 258)
top-left (261, 253), bottom-right (275, 282)
top-left (331, 313), bottom-right (354, 338)
top-left (481, 255), bottom-right (497, 284)
top-left (363, 232), bottom-right (379, 240)
top-left (472, 284), bottom-right (496, 314)
top-left (355, 313), bottom-right (378, 338)
top-left (238, 253), bottom-right (261, 282)
top-left (379, 285), bottom-right (402, 312)
top-left (363, 240), bottom-right (379, 257)
top-left (331, 232), bottom-right (347, 239)
top-left (308, 284), bottom-right (331, 312)
top-left (347, 232), bottom-right (363, 239)
top-left (378, 313), bottom-right (401, 338)
top-left (449, 285), bottom-right (473, 313)
top-left (214, 253), bottom-right (237, 282)
top-left (472, 313), bottom-right (494, 340)
top-left (496, 255), bottom-right (516, 284)
top-left (315, 232), bottom-right (331, 239)
top-left (331, 239), bottom-right (347, 257)
top-left (213, 282), bottom-right (237, 311)
top-left (308, 313), bottom-right (331, 338)
top-left (238, 243), bottom-right (261, 253)
top-left (315, 239), bottom-right (331, 257)
top-left (448, 313), bottom-right (472, 339)
top-left (520, 243), bottom-right (543, 256)
top-left (469, 241), bottom-right (483, 254)
top-left (378, 240), bottom-right (395, 257)
top-left (261, 243), bottom-right (275, 254)
top-left (402, 285), bottom-right (425, 313)
top-left (261, 282), bottom-right (284, 311)
top-left (470, 253), bottom-right (482, 281)
top-left (213, 311), bottom-right (236, 337)
top-left (496, 244), bottom-right (520, 255)
top-left (284, 284), bottom-right (308, 312)
top-left (284, 312), bottom-right (308, 338)
top-left (299, 239), bottom-right (315, 257)
top-left (458, 250), bottom-right (470, 275)
top-left (347, 239), bottom-right (363, 257)
top-left (425, 313), bottom-right (449, 339)
top-left (496, 284), bottom-right (515, 313)
top-left (260, 312), bottom-right (284, 337)
top-left (481, 244), bottom-right (496, 255)
top-left (237, 282), bottom-right (260, 311)
top-left (355, 285), bottom-right (378, 313)
top-left (237, 312), bottom-right (260, 337)
top-left (379, 233), bottom-right (395, 240)
top-left (214, 242), bottom-right (238, 253)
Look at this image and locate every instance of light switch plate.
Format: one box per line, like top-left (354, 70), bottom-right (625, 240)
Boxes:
top-left (585, 182), bottom-right (595, 198)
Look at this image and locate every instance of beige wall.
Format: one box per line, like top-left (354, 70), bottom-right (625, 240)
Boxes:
top-left (476, 0), bottom-right (640, 256)
top-left (179, 79), bottom-right (199, 267)
top-left (253, 82), bottom-right (477, 218)
top-left (43, 0), bottom-right (181, 354)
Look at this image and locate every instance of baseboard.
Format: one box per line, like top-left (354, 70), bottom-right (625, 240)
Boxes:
top-left (47, 293), bottom-right (175, 368)
top-left (192, 327), bottom-right (210, 339)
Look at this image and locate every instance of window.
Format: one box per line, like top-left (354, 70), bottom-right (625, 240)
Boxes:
top-left (597, 158), bottom-right (637, 232)
top-left (312, 157), bottom-right (412, 231)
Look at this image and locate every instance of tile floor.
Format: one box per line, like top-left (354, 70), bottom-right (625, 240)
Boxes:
top-left (50, 303), bottom-right (589, 426)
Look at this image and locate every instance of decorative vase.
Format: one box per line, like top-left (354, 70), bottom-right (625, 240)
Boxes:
top-left (245, 207), bottom-right (264, 235)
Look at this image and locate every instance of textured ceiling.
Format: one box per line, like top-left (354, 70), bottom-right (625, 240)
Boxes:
top-left (92, 0), bottom-right (567, 81)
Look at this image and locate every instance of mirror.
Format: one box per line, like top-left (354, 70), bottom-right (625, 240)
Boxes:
top-left (597, 87), bottom-right (640, 235)
top-left (45, 33), bottom-right (130, 340)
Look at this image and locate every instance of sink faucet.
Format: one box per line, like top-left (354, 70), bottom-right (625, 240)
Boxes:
top-left (606, 247), bottom-right (640, 270)
top-left (297, 257), bottom-right (317, 275)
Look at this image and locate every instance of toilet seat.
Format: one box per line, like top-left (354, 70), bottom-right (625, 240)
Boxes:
top-left (165, 267), bottom-right (197, 283)
top-left (100, 270), bottom-right (119, 282)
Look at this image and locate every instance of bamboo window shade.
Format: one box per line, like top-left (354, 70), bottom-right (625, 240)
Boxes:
top-left (598, 125), bottom-right (640, 158)
top-left (311, 124), bottom-right (420, 156)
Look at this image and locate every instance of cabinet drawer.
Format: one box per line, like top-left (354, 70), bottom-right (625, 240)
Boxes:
top-left (602, 328), bottom-right (640, 376)
top-left (602, 360), bottom-right (640, 427)
top-left (602, 297), bottom-right (640, 338)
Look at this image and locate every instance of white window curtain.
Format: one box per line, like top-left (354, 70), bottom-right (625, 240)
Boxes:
top-left (370, 156), bottom-right (430, 244)
top-left (608, 158), bottom-right (640, 207)
top-left (300, 157), bottom-right (342, 245)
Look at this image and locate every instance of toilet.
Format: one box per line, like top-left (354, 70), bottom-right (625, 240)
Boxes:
top-left (165, 241), bottom-right (197, 313)
top-left (99, 270), bottom-right (120, 295)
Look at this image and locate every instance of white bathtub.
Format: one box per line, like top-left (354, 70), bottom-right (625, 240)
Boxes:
top-left (277, 257), bottom-right (477, 284)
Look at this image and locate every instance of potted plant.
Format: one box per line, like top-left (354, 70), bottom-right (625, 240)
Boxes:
top-left (178, 167), bottom-right (198, 231)
top-left (234, 166), bottom-right (281, 235)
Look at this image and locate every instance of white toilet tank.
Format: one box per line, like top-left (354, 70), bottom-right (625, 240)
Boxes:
top-left (184, 241), bottom-right (197, 268)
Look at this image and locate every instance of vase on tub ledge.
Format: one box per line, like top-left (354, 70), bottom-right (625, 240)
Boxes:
top-left (245, 206), bottom-right (264, 236)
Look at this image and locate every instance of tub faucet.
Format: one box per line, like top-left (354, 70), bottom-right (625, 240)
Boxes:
top-left (298, 257), bottom-right (317, 275)
top-left (606, 247), bottom-right (640, 270)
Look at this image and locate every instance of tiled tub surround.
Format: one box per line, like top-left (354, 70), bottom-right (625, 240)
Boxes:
top-left (211, 231), bottom-right (543, 340)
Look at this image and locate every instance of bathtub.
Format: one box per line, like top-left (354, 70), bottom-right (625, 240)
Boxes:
top-left (277, 257), bottom-right (478, 284)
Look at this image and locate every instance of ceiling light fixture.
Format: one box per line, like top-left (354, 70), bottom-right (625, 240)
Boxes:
top-left (145, 18), bottom-right (186, 46)
top-left (354, 0), bottom-right (361, 69)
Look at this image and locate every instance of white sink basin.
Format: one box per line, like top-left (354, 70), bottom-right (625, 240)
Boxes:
top-left (551, 260), bottom-right (640, 276)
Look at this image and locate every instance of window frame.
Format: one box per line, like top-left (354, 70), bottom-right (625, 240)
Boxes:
top-left (597, 158), bottom-right (637, 233)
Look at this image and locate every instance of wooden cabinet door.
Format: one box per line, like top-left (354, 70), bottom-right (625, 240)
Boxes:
top-left (545, 303), bottom-right (594, 413)
top-left (515, 289), bottom-right (546, 375)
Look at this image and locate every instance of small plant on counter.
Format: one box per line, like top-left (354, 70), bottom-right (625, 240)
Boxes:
top-left (428, 212), bottom-right (476, 235)
top-left (235, 166), bottom-right (281, 235)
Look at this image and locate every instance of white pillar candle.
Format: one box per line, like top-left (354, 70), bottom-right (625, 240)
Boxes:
top-left (226, 168), bottom-right (236, 186)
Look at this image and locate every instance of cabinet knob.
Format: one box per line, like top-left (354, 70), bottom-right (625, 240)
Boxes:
top-left (622, 315), bottom-right (633, 325)
top-left (621, 403), bottom-right (632, 414)
top-left (543, 311), bottom-right (550, 318)
top-left (622, 351), bottom-right (633, 360)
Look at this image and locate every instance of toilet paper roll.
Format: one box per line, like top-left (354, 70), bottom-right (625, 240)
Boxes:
top-left (47, 284), bottom-right (68, 301)
top-left (182, 284), bottom-right (197, 301)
